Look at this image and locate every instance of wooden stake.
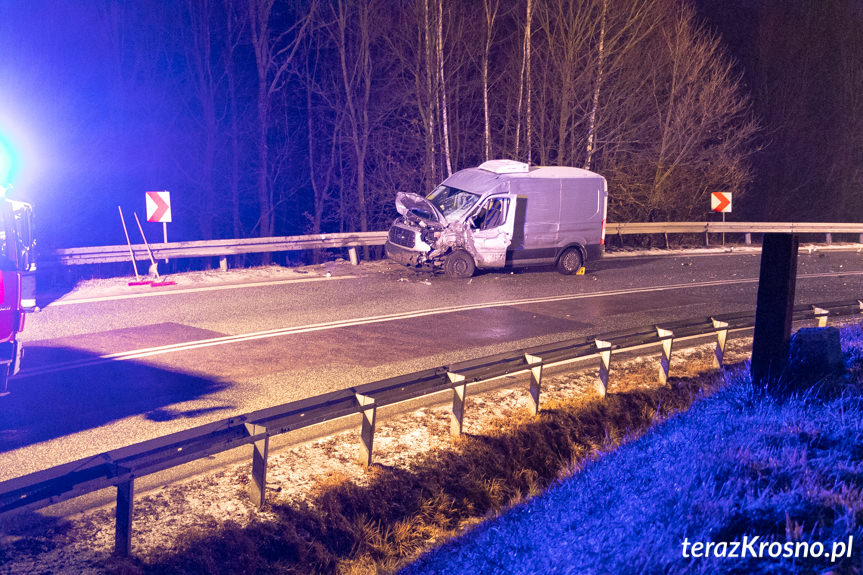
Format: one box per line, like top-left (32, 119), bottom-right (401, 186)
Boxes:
top-left (118, 206), bottom-right (141, 282)
top-left (133, 212), bottom-right (159, 278)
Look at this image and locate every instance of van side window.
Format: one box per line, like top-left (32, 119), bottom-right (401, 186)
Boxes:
top-left (472, 197), bottom-right (509, 230)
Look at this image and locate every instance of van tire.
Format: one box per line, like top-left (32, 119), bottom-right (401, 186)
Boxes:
top-left (444, 250), bottom-right (476, 278)
top-left (557, 247), bottom-right (583, 275)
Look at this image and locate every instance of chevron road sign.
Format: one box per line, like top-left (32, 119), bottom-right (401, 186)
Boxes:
top-left (711, 192), bottom-right (732, 213)
top-left (145, 191), bottom-right (172, 223)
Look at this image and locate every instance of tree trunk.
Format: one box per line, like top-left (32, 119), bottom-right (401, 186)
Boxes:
top-left (525, 0), bottom-right (533, 165)
top-left (584, 0), bottom-right (607, 170)
top-left (482, 0), bottom-right (498, 162)
top-left (437, 0), bottom-right (452, 176)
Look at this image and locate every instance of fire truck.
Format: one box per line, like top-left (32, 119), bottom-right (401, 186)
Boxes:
top-left (0, 195), bottom-right (36, 396)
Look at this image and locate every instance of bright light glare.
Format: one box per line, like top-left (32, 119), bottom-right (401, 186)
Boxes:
top-left (0, 135), bottom-right (15, 184)
top-left (0, 104), bottom-right (42, 195)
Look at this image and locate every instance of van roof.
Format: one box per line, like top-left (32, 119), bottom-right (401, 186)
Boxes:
top-left (515, 165), bottom-right (602, 179)
top-left (443, 162), bottom-right (604, 194)
top-left (476, 160), bottom-right (602, 180)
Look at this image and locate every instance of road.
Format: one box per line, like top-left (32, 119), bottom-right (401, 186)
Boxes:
top-left (1, 249), bottom-right (862, 482)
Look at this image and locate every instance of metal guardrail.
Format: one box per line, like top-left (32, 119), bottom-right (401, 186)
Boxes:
top-left (605, 221), bottom-right (863, 235)
top-left (52, 232), bottom-right (390, 266)
top-left (1, 298), bottom-right (861, 556)
top-left (50, 223), bottom-right (863, 266)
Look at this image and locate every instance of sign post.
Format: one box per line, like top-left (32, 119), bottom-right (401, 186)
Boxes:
top-left (711, 192), bottom-right (732, 245)
top-left (145, 190), bottom-right (172, 263)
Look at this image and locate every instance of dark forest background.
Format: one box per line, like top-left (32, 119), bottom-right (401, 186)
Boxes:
top-left (0, 0), bottom-right (860, 251)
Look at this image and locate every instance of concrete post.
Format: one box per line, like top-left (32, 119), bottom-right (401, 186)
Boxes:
top-left (751, 233), bottom-right (798, 385)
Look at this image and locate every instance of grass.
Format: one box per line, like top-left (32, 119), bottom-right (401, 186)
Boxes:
top-left (403, 325), bottom-right (863, 574)
top-left (94, 324), bottom-right (863, 574)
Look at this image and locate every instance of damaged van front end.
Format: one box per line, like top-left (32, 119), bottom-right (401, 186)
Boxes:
top-left (384, 189), bottom-right (477, 271)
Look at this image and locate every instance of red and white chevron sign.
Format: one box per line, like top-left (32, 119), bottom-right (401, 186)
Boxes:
top-left (711, 191), bottom-right (732, 213)
top-left (146, 191), bottom-right (172, 223)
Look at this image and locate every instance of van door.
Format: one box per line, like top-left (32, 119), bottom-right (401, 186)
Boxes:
top-left (467, 194), bottom-right (518, 268)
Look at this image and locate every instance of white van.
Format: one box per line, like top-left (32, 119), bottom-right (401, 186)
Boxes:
top-left (385, 160), bottom-right (608, 277)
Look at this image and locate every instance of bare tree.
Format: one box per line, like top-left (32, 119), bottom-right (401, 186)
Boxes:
top-left (583, 0), bottom-right (606, 169)
top-left (436, 0), bottom-right (453, 176)
top-left (482, 0), bottom-right (500, 161)
top-left (514, 0), bottom-right (533, 161)
top-left (182, 0), bottom-right (220, 240)
top-left (247, 0), bottom-right (313, 238)
top-left (223, 0), bottom-right (246, 241)
top-left (333, 0), bottom-right (377, 247)
top-left (601, 3), bottom-right (758, 221)
top-left (303, 33), bottom-right (343, 247)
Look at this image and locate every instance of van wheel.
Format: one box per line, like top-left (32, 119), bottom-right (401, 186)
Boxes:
top-left (557, 247), bottom-right (583, 275)
top-left (444, 250), bottom-right (476, 278)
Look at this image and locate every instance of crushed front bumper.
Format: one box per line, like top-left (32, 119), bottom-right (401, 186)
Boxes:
top-left (385, 241), bottom-right (429, 267)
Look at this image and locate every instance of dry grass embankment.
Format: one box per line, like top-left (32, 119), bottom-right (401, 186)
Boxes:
top-left (80, 343), bottom-right (743, 575)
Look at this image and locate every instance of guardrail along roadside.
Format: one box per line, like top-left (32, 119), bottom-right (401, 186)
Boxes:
top-left (1, 299), bottom-right (861, 557)
top-left (51, 222), bottom-right (863, 268)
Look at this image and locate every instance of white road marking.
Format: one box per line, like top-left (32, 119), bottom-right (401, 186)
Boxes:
top-left (46, 275), bottom-right (357, 306)
top-left (18, 271), bottom-right (863, 378)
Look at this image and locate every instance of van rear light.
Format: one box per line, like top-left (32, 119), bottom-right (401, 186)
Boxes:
top-left (601, 218), bottom-right (607, 245)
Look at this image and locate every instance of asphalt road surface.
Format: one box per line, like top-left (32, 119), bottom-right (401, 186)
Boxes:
top-left (1, 249), bottom-right (862, 482)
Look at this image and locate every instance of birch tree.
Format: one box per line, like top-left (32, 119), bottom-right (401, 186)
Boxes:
top-left (437, 0), bottom-right (453, 176)
top-left (482, 0), bottom-right (500, 161)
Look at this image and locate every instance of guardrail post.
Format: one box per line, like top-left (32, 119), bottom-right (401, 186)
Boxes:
top-left (448, 372), bottom-right (467, 436)
top-left (656, 328), bottom-right (674, 384)
top-left (711, 318), bottom-right (729, 368)
top-left (826, 233), bottom-right (832, 246)
top-left (812, 306), bottom-right (828, 328)
top-left (355, 393), bottom-right (376, 467)
top-left (524, 353), bottom-right (543, 416)
top-left (115, 479), bottom-right (134, 557)
top-left (246, 423), bottom-right (269, 508)
top-left (219, 256), bottom-right (228, 271)
top-left (745, 232), bottom-right (752, 245)
top-left (595, 339), bottom-right (612, 398)
top-left (704, 230), bottom-right (709, 246)
top-left (348, 247), bottom-right (359, 266)
top-left (859, 234), bottom-right (863, 244)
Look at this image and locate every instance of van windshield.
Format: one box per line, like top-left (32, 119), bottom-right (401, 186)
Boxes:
top-left (426, 185), bottom-right (481, 218)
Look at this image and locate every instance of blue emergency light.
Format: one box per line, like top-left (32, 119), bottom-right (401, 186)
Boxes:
top-left (0, 135), bottom-right (13, 185)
